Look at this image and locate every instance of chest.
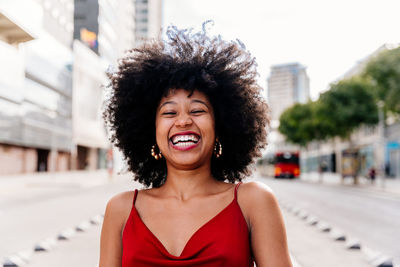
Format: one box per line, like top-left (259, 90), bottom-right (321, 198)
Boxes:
top-left (122, 199), bottom-right (252, 266)
top-left (135, 198), bottom-right (234, 257)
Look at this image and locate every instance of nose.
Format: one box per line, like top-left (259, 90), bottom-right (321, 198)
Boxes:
top-left (175, 113), bottom-right (193, 127)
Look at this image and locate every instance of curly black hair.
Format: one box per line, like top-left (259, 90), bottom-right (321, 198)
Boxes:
top-left (104, 25), bottom-right (269, 188)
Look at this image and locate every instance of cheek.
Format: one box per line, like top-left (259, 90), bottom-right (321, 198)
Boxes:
top-left (197, 117), bottom-right (215, 141)
top-left (155, 119), bottom-right (170, 145)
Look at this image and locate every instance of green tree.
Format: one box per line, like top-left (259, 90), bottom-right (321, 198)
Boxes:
top-left (278, 99), bottom-right (341, 147)
top-left (364, 46), bottom-right (400, 115)
top-left (279, 101), bottom-right (333, 181)
top-left (278, 78), bottom-right (378, 183)
top-left (318, 78), bottom-right (379, 139)
top-left (278, 102), bottom-right (316, 147)
top-left (318, 78), bottom-right (379, 183)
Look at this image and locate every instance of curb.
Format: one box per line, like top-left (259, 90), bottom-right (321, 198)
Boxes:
top-left (1, 214), bottom-right (104, 267)
top-left (278, 198), bottom-right (395, 267)
top-left (298, 174), bottom-right (400, 200)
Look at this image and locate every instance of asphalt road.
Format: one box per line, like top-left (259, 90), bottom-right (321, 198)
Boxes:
top-left (257, 174), bottom-right (400, 265)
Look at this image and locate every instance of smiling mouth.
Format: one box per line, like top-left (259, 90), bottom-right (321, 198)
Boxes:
top-left (170, 133), bottom-right (200, 148)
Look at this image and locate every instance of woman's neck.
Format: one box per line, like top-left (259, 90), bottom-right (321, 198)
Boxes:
top-left (161, 165), bottom-right (219, 201)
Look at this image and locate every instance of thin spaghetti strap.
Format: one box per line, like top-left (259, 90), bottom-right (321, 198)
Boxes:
top-left (234, 182), bottom-right (242, 200)
top-left (133, 189), bottom-right (138, 205)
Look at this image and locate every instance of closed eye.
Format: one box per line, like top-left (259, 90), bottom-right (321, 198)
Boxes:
top-left (162, 112), bottom-right (176, 115)
top-left (191, 110), bottom-right (205, 114)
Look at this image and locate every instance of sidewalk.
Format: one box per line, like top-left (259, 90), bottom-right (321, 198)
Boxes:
top-left (0, 170), bottom-right (132, 208)
top-left (282, 208), bottom-right (371, 267)
top-left (300, 172), bottom-right (400, 196)
top-left (0, 169), bottom-right (128, 190)
top-left (0, 169), bottom-right (136, 267)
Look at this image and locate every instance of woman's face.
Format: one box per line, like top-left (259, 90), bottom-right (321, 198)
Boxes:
top-left (155, 89), bottom-right (215, 170)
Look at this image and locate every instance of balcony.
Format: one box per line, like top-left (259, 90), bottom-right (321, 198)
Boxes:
top-left (0, 11), bottom-right (34, 45)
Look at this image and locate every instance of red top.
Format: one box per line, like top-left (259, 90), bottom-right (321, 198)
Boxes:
top-left (122, 183), bottom-right (254, 267)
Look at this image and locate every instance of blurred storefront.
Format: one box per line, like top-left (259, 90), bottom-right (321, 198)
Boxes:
top-left (387, 142), bottom-right (400, 178)
top-left (301, 153), bottom-right (336, 173)
top-left (1, 0), bottom-right (163, 175)
top-left (299, 124), bottom-right (381, 178)
top-left (386, 123), bottom-right (400, 178)
top-left (359, 145), bottom-right (374, 177)
top-left (0, 1), bottom-right (104, 175)
top-left (0, 38), bottom-right (73, 175)
top-left (0, 10), bottom-right (30, 174)
top-left (0, 5), bottom-right (55, 175)
top-left (23, 38), bottom-right (74, 172)
top-left (341, 149), bottom-right (359, 178)
top-left (71, 40), bottom-right (108, 170)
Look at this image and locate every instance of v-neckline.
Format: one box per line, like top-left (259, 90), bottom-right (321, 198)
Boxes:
top-left (133, 197), bottom-right (237, 258)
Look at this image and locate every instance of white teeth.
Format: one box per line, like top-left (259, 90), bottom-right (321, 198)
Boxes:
top-left (171, 134), bottom-right (199, 144)
top-left (174, 141), bottom-right (196, 147)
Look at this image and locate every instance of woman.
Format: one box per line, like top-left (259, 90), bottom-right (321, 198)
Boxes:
top-left (100, 26), bottom-right (292, 267)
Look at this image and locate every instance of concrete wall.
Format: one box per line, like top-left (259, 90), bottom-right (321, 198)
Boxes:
top-left (24, 148), bottom-right (37, 173)
top-left (0, 143), bottom-right (72, 175)
top-left (87, 147), bottom-right (98, 170)
top-left (0, 144), bottom-right (37, 175)
top-left (0, 144), bottom-right (24, 174)
top-left (57, 151), bottom-right (70, 171)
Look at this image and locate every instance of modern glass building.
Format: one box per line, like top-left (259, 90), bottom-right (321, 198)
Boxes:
top-left (267, 62), bottom-right (310, 122)
top-left (0, 3), bottom-right (73, 174)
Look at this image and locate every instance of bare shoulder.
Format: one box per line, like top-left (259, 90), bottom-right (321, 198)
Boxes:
top-left (104, 191), bottom-right (135, 227)
top-left (100, 191), bottom-right (135, 266)
top-left (238, 181), bottom-right (277, 207)
top-left (237, 181), bottom-right (280, 226)
top-left (106, 191), bottom-right (135, 210)
top-left (239, 182), bottom-right (292, 267)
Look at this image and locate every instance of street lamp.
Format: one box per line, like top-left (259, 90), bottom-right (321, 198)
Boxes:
top-left (377, 100), bottom-right (385, 189)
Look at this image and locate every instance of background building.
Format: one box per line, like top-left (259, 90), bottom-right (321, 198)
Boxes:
top-left (72, 0), bottom-right (162, 172)
top-left (0, 0), bottom-right (163, 175)
top-left (38, 0), bottom-right (74, 47)
top-left (73, 0), bottom-right (98, 53)
top-left (267, 62), bottom-right (310, 122)
top-left (265, 62), bottom-right (310, 154)
top-left (300, 44), bottom-right (400, 178)
top-left (0, 5), bottom-right (35, 175)
top-left (72, 40), bottom-right (108, 170)
top-left (135, 0), bottom-right (162, 46)
top-left (0, 0), bottom-right (74, 175)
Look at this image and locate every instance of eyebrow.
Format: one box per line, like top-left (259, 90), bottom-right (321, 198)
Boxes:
top-left (158, 99), bottom-right (209, 109)
top-left (191, 99), bottom-right (209, 108)
top-left (159, 101), bottom-right (176, 109)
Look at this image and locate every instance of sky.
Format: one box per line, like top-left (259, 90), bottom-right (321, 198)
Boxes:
top-left (162, 0), bottom-right (400, 100)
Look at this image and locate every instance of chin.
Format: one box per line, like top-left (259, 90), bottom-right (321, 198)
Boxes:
top-left (176, 159), bottom-right (201, 167)
top-left (169, 156), bottom-right (208, 169)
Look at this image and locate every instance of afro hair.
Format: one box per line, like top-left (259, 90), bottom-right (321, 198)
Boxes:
top-left (104, 24), bottom-right (269, 188)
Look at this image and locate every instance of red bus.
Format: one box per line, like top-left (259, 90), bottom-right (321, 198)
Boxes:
top-left (274, 152), bottom-right (300, 178)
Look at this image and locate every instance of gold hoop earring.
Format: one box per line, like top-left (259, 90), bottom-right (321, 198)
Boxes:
top-left (213, 139), bottom-right (222, 158)
top-left (151, 144), bottom-right (162, 160)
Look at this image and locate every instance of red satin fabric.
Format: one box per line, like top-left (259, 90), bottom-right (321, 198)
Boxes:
top-left (122, 183), bottom-right (254, 267)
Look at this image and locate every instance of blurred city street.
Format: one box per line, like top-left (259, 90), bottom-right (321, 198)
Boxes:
top-left (1, 0), bottom-right (400, 267)
top-left (1, 170), bottom-right (399, 266)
